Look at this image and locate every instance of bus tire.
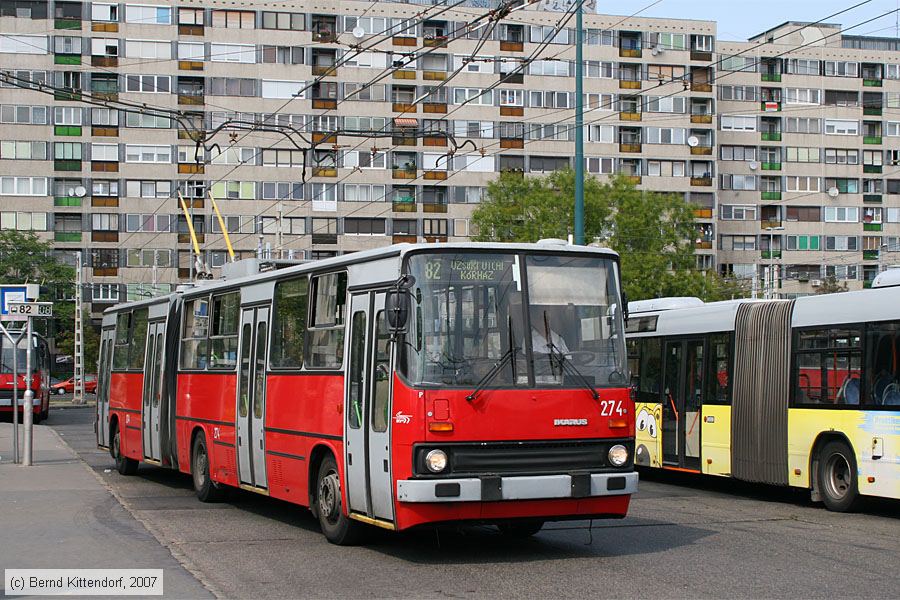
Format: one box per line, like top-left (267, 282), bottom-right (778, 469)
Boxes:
top-left (33, 409), bottom-right (42, 425)
top-left (497, 520), bottom-right (544, 538)
top-left (817, 440), bottom-right (860, 512)
top-left (192, 433), bottom-right (226, 503)
top-left (315, 454), bottom-right (363, 545)
top-left (112, 424), bottom-right (139, 476)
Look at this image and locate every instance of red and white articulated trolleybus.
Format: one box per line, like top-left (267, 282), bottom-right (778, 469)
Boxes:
top-left (96, 242), bottom-right (637, 544)
top-left (1, 331), bottom-right (51, 423)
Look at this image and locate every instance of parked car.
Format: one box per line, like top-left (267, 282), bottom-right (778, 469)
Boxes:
top-left (52, 374), bottom-right (97, 395)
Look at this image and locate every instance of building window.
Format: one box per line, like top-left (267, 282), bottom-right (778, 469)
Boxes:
top-left (344, 218), bottom-right (385, 236)
top-left (0, 176), bottom-right (47, 196)
top-left (0, 140), bottom-right (46, 160)
top-left (125, 4), bottom-right (172, 25)
top-left (211, 10), bottom-right (255, 29)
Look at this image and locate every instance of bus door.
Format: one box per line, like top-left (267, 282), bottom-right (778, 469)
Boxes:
top-left (345, 291), bottom-right (394, 523)
top-left (662, 339), bottom-right (704, 470)
top-left (236, 306), bottom-right (270, 490)
top-left (141, 320), bottom-right (165, 462)
top-left (97, 329), bottom-right (115, 448)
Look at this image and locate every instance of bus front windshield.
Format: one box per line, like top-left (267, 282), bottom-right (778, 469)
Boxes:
top-left (0, 338), bottom-right (29, 374)
top-left (402, 252), bottom-right (627, 389)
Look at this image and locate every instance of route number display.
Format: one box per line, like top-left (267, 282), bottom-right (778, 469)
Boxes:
top-left (7, 302), bottom-right (53, 318)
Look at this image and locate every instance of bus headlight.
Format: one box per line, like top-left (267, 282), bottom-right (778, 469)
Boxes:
top-left (425, 449), bottom-right (448, 473)
top-left (608, 445), bottom-right (628, 467)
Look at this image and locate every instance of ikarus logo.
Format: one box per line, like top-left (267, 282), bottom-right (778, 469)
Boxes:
top-left (394, 411), bottom-right (412, 424)
top-left (554, 418), bottom-right (588, 426)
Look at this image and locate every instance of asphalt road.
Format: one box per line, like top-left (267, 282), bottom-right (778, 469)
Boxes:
top-left (46, 407), bottom-right (900, 599)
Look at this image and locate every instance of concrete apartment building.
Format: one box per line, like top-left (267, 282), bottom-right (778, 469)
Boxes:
top-left (0, 0), bottom-right (716, 315)
top-left (717, 21), bottom-right (900, 295)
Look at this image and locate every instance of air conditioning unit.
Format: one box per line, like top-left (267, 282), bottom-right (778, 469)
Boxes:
top-left (810, 279), bottom-right (823, 287)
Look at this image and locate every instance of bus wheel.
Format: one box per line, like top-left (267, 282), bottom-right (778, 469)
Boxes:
top-left (315, 455), bottom-right (363, 545)
top-left (192, 434), bottom-right (225, 503)
top-left (817, 440), bottom-right (860, 512)
top-left (497, 520), bottom-right (544, 538)
top-left (112, 424), bottom-right (138, 476)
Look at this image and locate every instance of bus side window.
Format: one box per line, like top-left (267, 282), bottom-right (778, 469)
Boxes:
top-left (866, 321), bottom-right (900, 406)
top-left (705, 333), bottom-right (731, 404)
top-left (307, 272), bottom-right (348, 369)
top-left (794, 328), bottom-right (861, 405)
top-left (637, 338), bottom-right (661, 403)
top-left (271, 276), bottom-right (308, 370)
top-left (112, 312), bottom-right (131, 370)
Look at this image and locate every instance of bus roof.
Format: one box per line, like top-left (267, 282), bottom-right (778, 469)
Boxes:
top-left (103, 242), bottom-right (620, 316)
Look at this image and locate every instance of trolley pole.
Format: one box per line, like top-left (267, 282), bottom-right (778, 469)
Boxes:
top-left (573, 0), bottom-right (585, 245)
top-left (23, 315), bottom-right (33, 466)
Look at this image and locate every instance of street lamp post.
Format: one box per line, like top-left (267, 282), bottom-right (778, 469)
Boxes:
top-left (765, 226), bottom-right (785, 299)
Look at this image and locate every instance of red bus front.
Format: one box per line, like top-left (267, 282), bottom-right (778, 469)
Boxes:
top-left (0, 334), bottom-right (49, 421)
top-left (344, 249), bottom-right (636, 533)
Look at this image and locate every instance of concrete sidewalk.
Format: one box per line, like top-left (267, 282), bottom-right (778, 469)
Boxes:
top-left (0, 423), bottom-right (213, 598)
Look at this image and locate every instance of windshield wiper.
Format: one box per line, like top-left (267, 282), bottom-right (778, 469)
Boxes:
top-left (467, 316), bottom-right (519, 402)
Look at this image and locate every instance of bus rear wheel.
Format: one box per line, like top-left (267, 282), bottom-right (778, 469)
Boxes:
top-left (112, 424), bottom-right (138, 475)
top-left (315, 455), bottom-right (363, 545)
top-left (817, 440), bottom-right (860, 512)
top-left (192, 434), bottom-right (226, 503)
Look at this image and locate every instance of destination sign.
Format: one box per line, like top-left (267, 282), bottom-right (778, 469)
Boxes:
top-left (424, 258), bottom-right (510, 281)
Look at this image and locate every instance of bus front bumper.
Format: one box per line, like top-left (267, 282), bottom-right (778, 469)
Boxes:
top-left (0, 397), bottom-right (41, 407)
top-left (397, 471), bottom-right (638, 503)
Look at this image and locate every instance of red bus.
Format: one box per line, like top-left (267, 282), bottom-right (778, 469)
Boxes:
top-left (1, 332), bottom-right (51, 422)
top-left (96, 242), bottom-right (637, 544)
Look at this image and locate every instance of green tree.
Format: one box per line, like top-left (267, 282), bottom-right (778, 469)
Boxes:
top-left (814, 275), bottom-right (849, 295)
top-left (471, 171), bottom-right (748, 302)
top-left (0, 230), bottom-right (76, 359)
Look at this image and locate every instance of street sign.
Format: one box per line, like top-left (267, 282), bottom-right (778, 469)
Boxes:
top-left (7, 302), bottom-right (53, 320)
top-left (0, 284), bottom-right (40, 319)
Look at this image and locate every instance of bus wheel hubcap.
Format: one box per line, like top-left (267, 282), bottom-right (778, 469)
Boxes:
top-left (196, 451), bottom-right (207, 487)
top-left (319, 472), bottom-right (340, 523)
top-left (825, 453), bottom-right (851, 499)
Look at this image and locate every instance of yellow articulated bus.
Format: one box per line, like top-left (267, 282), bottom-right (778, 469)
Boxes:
top-left (625, 289), bottom-right (899, 512)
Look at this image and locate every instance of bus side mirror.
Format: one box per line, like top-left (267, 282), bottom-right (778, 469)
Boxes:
top-left (622, 292), bottom-right (629, 325)
top-left (386, 275), bottom-right (416, 333)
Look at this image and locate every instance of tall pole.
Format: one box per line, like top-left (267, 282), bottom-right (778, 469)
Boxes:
top-left (74, 251), bottom-right (84, 405)
top-left (23, 316), bottom-right (33, 466)
top-left (573, 0), bottom-right (585, 245)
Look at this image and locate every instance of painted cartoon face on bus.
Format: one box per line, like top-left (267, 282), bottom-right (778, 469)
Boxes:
top-left (636, 408), bottom-right (658, 438)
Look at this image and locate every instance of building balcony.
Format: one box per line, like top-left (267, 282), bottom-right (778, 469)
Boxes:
top-left (312, 132), bottom-right (337, 144)
top-left (91, 161), bottom-right (118, 173)
top-left (178, 94), bottom-right (204, 105)
top-left (500, 41), bottom-right (524, 52)
top-left (423, 70), bottom-right (447, 81)
top-left (55, 125), bottom-right (82, 136)
top-left (690, 82), bottom-right (712, 93)
top-left (864, 194), bottom-right (882, 203)
top-left (92, 22), bottom-right (118, 33)
top-left (178, 24), bottom-right (203, 36)
top-left (499, 106), bottom-right (524, 117)
top-left (863, 222), bottom-right (883, 232)
top-left (55, 18), bottom-right (81, 30)
top-left (54, 231), bottom-right (82, 242)
top-left (690, 114), bottom-right (713, 124)
top-left (619, 80), bottom-right (641, 90)
top-left (423, 203), bottom-right (448, 213)
top-left (311, 31), bottom-right (337, 43)
top-left (693, 208), bottom-right (713, 219)
top-left (499, 72), bottom-right (524, 85)
top-left (761, 220), bottom-right (782, 229)
top-left (392, 70), bottom-right (416, 80)
top-left (863, 249), bottom-right (880, 260)
top-left (423, 36), bottom-right (448, 48)
top-left (864, 136), bottom-right (882, 145)
top-left (690, 50), bottom-right (712, 61)
top-left (864, 106), bottom-right (883, 116)
top-left (500, 137), bottom-right (525, 149)
top-left (761, 162), bottom-right (781, 170)
top-left (425, 235), bottom-right (448, 243)
top-left (424, 170), bottom-right (448, 180)
top-left (91, 126), bottom-right (118, 137)
top-left (311, 65), bottom-right (338, 77)
top-left (423, 102), bottom-right (448, 114)
top-left (91, 196), bottom-right (118, 207)
top-left (54, 160), bottom-right (82, 172)
top-left (423, 136), bottom-right (448, 147)
top-left (178, 233), bottom-right (205, 245)
top-left (392, 135), bottom-right (417, 146)
top-left (619, 111), bottom-right (641, 121)
top-left (311, 167), bottom-right (337, 177)
top-left (93, 267), bottom-right (118, 277)
top-left (393, 168), bottom-right (418, 179)
top-left (392, 234), bottom-right (418, 244)
top-left (863, 79), bottom-right (883, 87)
top-left (178, 197), bottom-right (204, 210)
top-left (92, 231), bottom-right (118, 242)
top-left (761, 101), bottom-right (781, 112)
top-left (619, 48), bottom-right (641, 58)
top-left (178, 60), bottom-right (203, 71)
top-left (55, 90), bottom-right (82, 102)
top-left (761, 250), bottom-right (782, 259)
top-left (55, 54), bottom-right (81, 65)
top-left (761, 191), bottom-right (782, 200)
top-left (695, 241), bottom-right (713, 250)
top-left (392, 102), bottom-right (417, 113)
top-left (92, 91), bottom-right (118, 102)
top-left (178, 163), bottom-right (204, 174)
top-left (392, 199), bottom-right (417, 212)
top-left (619, 143), bottom-right (642, 153)
top-left (761, 73), bottom-right (781, 82)
top-left (864, 164), bottom-right (883, 173)
top-left (624, 175), bottom-right (642, 185)
top-left (690, 177), bottom-right (712, 187)
top-left (312, 98), bottom-right (338, 110)
top-left (54, 196), bottom-right (82, 207)
top-left (761, 132), bottom-right (782, 142)
top-left (91, 56), bottom-right (117, 67)
top-left (690, 146), bottom-right (713, 156)
top-left (392, 36), bottom-right (417, 47)
top-left (311, 233), bottom-right (338, 245)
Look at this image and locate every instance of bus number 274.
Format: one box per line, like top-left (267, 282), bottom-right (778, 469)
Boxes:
top-left (600, 399), bottom-right (626, 417)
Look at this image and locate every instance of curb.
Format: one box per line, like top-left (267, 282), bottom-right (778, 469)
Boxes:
top-left (45, 426), bottom-right (226, 600)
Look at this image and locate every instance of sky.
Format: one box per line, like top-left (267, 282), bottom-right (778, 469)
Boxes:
top-left (610, 0), bottom-right (900, 41)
